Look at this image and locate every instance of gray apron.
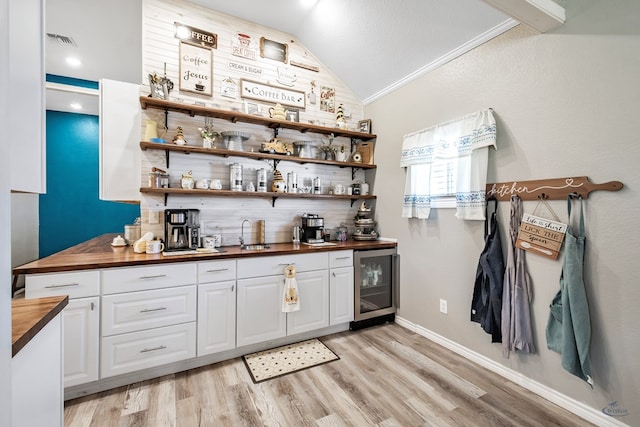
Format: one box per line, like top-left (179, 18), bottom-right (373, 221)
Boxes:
top-left (546, 196), bottom-right (593, 386)
top-left (502, 195), bottom-right (536, 358)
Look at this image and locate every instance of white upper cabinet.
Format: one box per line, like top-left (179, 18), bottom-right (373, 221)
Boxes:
top-left (9, 0), bottom-right (45, 193)
top-left (99, 78), bottom-right (141, 202)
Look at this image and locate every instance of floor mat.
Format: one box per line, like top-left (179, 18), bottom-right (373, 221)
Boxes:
top-left (242, 338), bottom-right (339, 383)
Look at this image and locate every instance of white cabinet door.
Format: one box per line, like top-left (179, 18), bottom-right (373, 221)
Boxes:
top-left (287, 270), bottom-right (329, 336)
top-left (9, 0), bottom-right (45, 193)
top-left (330, 267), bottom-right (354, 325)
top-left (236, 276), bottom-right (286, 347)
top-left (63, 297), bottom-right (100, 388)
top-left (197, 281), bottom-right (236, 356)
top-left (99, 78), bottom-right (141, 202)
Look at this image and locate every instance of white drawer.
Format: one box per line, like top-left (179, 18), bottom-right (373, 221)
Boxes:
top-left (329, 250), bottom-right (353, 269)
top-left (102, 285), bottom-right (197, 336)
top-left (101, 322), bottom-right (196, 378)
top-left (197, 259), bottom-right (236, 283)
top-left (237, 252), bottom-right (328, 279)
top-left (102, 263), bottom-right (197, 295)
top-left (25, 270), bottom-right (100, 299)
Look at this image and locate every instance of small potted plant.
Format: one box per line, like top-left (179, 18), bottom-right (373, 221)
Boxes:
top-left (199, 119), bottom-right (220, 148)
top-left (319, 133), bottom-right (337, 160)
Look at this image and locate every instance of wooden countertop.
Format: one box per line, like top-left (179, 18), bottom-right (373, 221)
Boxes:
top-left (12, 295), bottom-right (68, 357)
top-left (12, 234), bottom-right (397, 276)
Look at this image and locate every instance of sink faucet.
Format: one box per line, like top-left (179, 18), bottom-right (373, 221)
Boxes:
top-left (240, 219), bottom-right (251, 246)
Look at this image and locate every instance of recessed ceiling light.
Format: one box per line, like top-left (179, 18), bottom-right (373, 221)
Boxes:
top-left (70, 102), bottom-right (83, 110)
top-left (65, 57), bottom-right (82, 67)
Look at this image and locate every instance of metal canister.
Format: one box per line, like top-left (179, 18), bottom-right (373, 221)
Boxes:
top-left (148, 171), bottom-right (161, 188)
top-left (257, 168), bottom-right (267, 192)
top-left (287, 172), bottom-right (298, 193)
top-left (313, 177), bottom-right (321, 194)
top-left (230, 163), bottom-right (243, 191)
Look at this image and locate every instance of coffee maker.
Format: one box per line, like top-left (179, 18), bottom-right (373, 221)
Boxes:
top-left (164, 209), bottom-right (200, 251)
top-left (300, 213), bottom-right (325, 243)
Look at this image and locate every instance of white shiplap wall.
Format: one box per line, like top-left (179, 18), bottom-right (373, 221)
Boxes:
top-left (140, 0), bottom-right (373, 245)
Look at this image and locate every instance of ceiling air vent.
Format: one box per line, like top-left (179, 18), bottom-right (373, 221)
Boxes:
top-left (47, 33), bottom-right (77, 47)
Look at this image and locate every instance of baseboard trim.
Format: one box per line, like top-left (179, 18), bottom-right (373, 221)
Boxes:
top-left (395, 316), bottom-right (628, 427)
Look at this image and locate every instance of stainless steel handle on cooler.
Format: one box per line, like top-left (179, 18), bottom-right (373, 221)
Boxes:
top-left (45, 283), bottom-right (80, 289)
top-left (138, 274), bottom-right (167, 280)
top-left (140, 345), bottom-right (167, 353)
top-left (140, 307), bottom-right (167, 313)
top-left (393, 253), bottom-right (400, 309)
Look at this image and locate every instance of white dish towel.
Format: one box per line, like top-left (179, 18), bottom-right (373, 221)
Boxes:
top-left (282, 265), bottom-right (300, 313)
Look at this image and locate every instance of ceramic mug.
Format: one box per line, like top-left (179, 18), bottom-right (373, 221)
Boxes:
top-left (211, 179), bottom-right (222, 190)
top-left (334, 184), bottom-right (346, 195)
top-left (146, 240), bottom-right (165, 254)
top-left (202, 236), bottom-right (216, 249)
top-left (212, 234), bottom-right (222, 248)
top-left (196, 179), bottom-right (211, 190)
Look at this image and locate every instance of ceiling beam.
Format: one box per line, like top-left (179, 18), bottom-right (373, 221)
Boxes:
top-left (481, 0), bottom-right (565, 32)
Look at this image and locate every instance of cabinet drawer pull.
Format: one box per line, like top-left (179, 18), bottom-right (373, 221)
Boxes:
top-left (138, 274), bottom-right (167, 280)
top-left (335, 256), bottom-right (351, 260)
top-left (139, 307), bottom-right (167, 313)
top-left (277, 262), bottom-right (295, 266)
top-left (205, 268), bottom-right (229, 273)
top-left (44, 283), bottom-right (80, 289)
top-left (140, 345), bottom-right (167, 353)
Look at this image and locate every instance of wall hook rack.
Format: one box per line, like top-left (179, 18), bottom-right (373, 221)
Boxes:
top-left (485, 176), bottom-right (623, 201)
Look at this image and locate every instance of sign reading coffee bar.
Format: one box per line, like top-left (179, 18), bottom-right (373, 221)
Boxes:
top-left (240, 79), bottom-right (306, 109)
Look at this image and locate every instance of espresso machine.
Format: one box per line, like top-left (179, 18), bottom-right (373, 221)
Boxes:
top-left (300, 213), bottom-right (325, 243)
top-left (164, 209), bottom-right (200, 251)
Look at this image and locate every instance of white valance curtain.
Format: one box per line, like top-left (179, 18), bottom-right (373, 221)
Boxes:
top-left (400, 109), bottom-right (497, 220)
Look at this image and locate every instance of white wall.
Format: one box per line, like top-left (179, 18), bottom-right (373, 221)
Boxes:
top-left (367, 1), bottom-right (640, 424)
top-left (0, 0), bottom-right (12, 421)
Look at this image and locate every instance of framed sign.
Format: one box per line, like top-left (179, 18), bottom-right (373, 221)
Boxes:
top-left (240, 79), bottom-right (306, 109)
top-left (260, 37), bottom-right (288, 63)
top-left (358, 119), bottom-right (372, 134)
top-left (179, 42), bottom-right (213, 96)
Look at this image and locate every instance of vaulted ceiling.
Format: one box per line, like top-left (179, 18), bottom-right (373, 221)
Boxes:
top-left (46, 0), bottom-right (564, 114)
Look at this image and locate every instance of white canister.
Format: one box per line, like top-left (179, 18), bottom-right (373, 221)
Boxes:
top-left (230, 163), bottom-right (243, 191)
top-left (287, 172), bottom-right (298, 193)
top-left (361, 182), bottom-right (369, 195)
top-left (257, 168), bottom-right (267, 192)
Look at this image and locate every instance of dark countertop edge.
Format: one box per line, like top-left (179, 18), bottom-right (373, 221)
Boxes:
top-left (12, 295), bottom-right (69, 357)
top-left (12, 234), bottom-right (397, 276)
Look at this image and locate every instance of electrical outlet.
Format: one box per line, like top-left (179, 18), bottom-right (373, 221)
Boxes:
top-left (439, 299), bottom-right (448, 314)
top-left (148, 210), bottom-right (160, 224)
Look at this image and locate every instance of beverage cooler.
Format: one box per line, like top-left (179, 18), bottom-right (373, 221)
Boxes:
top-left (351, 248), bottom-right (399, 330)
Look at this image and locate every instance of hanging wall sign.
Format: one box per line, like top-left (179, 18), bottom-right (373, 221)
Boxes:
top-left (174, 22), bottom-right (217, 49)
top-left (228, 61), bottom-right (263, 76)
top-left (516, 214), bottom-right (567, 260)
top-left (240, 79), bottom-right (305, 109)
top-left (231, 33), bottom-right (257, 60)
top-left (260, 37), bottom-right (288, 63)
top-left (179, 42), bottom-right (212, 96)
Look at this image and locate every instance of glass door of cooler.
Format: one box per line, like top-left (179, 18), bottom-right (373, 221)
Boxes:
top-left (354, 248), bottom-right (398, 321)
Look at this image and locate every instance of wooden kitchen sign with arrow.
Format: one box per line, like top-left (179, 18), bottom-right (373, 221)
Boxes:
top-left (485, 176), bottom-right (623, 201)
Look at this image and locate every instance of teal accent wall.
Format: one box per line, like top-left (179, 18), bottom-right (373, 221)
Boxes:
top-left (40, 111), bottom-right (140, 257)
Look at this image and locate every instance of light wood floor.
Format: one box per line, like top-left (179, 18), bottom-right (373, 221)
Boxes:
top-left (64, 323), bottom-right (593, 426)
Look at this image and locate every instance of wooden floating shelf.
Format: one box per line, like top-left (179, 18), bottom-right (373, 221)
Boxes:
top-left (140, 96), bottom-right (377, 141)
top-left (140, 141), bottom-right (376, 170)
top-left (140, 187), bottom-right (376, 207)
